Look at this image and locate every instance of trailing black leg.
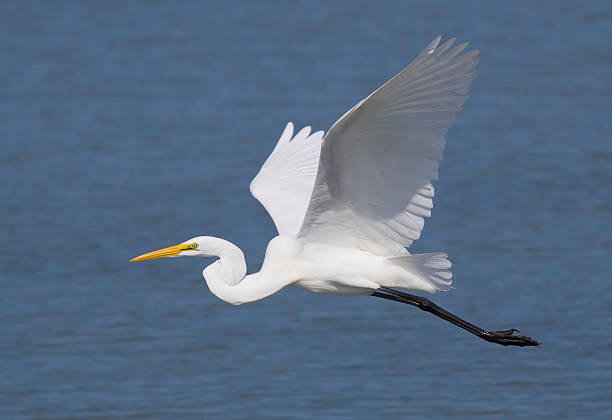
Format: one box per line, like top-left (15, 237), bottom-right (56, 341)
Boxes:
top-left (372, 287), bottom-right (540, 347)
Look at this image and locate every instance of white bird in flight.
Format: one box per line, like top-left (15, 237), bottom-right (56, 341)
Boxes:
top-left (131, 36), bottom-right (539, 347)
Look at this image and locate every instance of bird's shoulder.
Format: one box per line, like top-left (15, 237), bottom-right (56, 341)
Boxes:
top-left (263, 235), bottom-right (303, 261)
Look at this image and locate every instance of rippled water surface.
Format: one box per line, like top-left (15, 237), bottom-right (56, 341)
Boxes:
top-left (1, 1), bottom-right (611, 418)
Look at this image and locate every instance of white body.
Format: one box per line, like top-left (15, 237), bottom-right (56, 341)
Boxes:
top-left (278, 236), bottom-right (444, 295)
top-left (134, 36), bottom-right (478, 306)
top-left (200, 234), bottom-right (451, 305)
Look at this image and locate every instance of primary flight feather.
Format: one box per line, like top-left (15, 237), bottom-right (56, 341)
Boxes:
top-left (131, 37), bottom-right (539, 347)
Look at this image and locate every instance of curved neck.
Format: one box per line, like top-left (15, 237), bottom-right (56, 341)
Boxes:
top-left (201, 237), bottom-right (246, 287)
top-left (201, 237), bottom-right (284, 306)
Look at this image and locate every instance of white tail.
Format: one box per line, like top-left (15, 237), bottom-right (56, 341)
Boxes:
top-left (387, 253), bottom-right (453, 292)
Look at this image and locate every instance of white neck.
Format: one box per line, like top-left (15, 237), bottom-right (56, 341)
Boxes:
top-left (200, 237), bottom-right (285, 305)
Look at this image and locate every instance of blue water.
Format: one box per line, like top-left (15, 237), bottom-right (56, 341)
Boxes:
top-left (1, 1), bottom-right (611, 418)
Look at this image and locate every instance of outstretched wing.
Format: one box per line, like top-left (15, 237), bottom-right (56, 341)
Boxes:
top-left (299, 37), bottom-right (479, 255)
top-left (250, 122), bottom-right (324, 236)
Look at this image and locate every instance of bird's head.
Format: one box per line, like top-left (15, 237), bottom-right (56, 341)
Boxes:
top-left (130, 236), bottom-right (218, 262)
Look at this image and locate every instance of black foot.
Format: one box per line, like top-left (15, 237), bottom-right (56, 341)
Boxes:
top-left (483, 329), bottom-right (540, 347)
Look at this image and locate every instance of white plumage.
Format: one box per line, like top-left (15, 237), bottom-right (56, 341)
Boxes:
top-left (132, 37), bottom-right (541, 347)
top-left (133, 36), bottom-right (479, 303)
top-left (250, 123), bottom-right (324, 236)
top-left (301, 36), bottom-right (477, 256)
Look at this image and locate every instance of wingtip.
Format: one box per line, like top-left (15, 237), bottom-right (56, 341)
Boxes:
top-left (434, 37), bottom-right (457, 56)
top-left (428, 35), bottom-right (442, 53)
top-left (268, 122), bottom-right (295, 154)
top-left (279, 121), bottom-right (294, 144)
top-left (294, 125), bottom-right (312, 142)
top-left (456, 41), bottom-right (469, 51)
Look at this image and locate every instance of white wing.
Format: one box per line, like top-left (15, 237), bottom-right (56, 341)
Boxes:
top-left (250, 122), bottom-right (324, 236)
top-left (299, 37), bottom-right (479, 255)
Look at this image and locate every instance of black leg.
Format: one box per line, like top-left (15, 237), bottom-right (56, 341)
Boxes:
top-left (373, 287), bottom-right (540, 347)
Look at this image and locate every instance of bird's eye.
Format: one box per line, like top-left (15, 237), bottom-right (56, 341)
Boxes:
top-left (190, 243), bottom-right (198, 249)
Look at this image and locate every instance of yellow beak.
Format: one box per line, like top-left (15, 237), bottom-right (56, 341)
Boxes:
top-left (130, 243), bottom-right (193, 262)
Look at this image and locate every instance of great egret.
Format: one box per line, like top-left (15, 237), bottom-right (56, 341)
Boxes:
top-left (131, 36), bottom-right (539, 347)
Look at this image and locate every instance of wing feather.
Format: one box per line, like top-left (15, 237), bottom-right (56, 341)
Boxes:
top-left (298, 37), bottom-right (479, 255)
top-left (250, 122), bottom-right (324, 236)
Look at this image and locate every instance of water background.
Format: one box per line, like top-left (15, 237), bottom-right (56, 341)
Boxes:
top-left (1, 1), bottom-right (611, 418)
